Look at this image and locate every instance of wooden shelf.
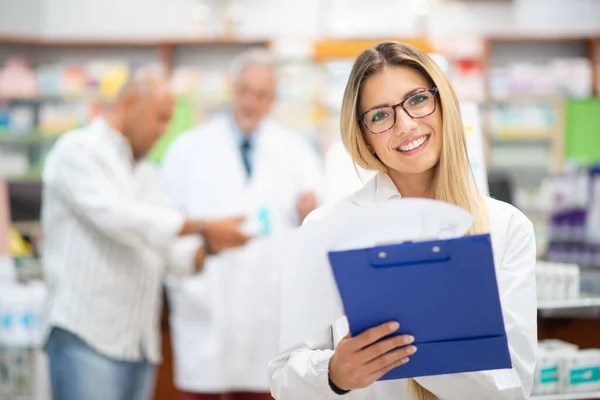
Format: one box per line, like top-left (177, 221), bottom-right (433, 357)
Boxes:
top-left (487, 95), bottom-right (564, 104)
top-left (0, 34), bottom-right (271, 75)
top-left (0, 35), bottom-right (159, 47)
top-left (0, 133), bottom-right (61, 144)
top-left (532, 391), bottom-right (600, 400)
top-left (487, 34), bottom-right (598, 43)
top-left (538, 297), bottom-right (600, 311)
top-left (0, 34), bottom-right (270, 48)
top-left (160, 38), bottom-right (270, 47)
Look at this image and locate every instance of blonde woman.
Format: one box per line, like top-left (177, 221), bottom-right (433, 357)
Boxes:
top-left (268, 42), bottom-right (537, 399)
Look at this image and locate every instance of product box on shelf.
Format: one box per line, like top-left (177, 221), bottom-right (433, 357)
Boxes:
top-left (533, 340), bottom-right (579, 395)
top-left (546, 167), bottom-right (600, 270)
top-left (563, 349), bottom-right (600, 393)
top-left (533, 340), bottom-right (600, 395)
top-left (0, 347), bottom-right (33, 399)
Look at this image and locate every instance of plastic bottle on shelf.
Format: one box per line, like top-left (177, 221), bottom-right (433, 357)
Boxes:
top-left (10, 286), bottom-right (29, 348)
top-left (586, 167), bottom-right (600, 245)
top-left (565, 264), bottom-right (581, 300)
top-left (0, 347), bottom-right (10, 398)
top-left (190, 0), bottom-right (211, 37)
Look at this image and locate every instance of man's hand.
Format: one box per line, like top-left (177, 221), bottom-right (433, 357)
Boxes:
top-left (201, 217), bottom-right (250, 254)
top-left (297, 192), bottom-right (317, 223)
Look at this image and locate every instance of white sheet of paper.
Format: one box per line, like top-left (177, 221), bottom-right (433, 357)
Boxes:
top-left (278, 198), bottom-right (474, 350)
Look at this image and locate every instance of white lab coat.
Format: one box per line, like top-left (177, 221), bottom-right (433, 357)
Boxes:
top-left (160, 115), bottom-right (323, 392)
top-left (269, 172), bottom-right (538, 400)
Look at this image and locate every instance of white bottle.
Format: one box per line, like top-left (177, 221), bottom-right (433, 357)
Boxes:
top-left (0, 285), bottom-right (16, 347)
top-left (12, 285), bottom-right (30, 348)
top-left (586, 169), bottom-right (600, 244)
top-left (0, 256), bottom-right (16, 284)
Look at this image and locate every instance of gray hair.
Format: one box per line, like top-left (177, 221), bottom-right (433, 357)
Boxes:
top-left (229, 49), bottom-right (277, 82)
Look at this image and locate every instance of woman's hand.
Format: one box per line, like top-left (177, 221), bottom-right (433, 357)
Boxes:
top-left (329, 322), bottom-right (417, 391)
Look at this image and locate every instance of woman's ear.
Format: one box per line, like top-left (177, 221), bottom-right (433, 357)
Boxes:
top-left (366, 143), bottom-right (375, 154)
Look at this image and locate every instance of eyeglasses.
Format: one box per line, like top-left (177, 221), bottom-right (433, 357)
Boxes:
top-left (357, 87), bottom-right (439, 135)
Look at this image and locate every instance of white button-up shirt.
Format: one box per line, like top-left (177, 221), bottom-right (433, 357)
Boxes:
top-left (41, 118), bottom-right (200, 364)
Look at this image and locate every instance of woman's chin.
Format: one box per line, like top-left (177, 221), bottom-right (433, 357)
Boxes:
top-left (386, 156), bottom-right (439, 177)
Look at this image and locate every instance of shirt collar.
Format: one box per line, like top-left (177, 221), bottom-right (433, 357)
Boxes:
top-left (351, 171), bottom-right (402, 205)
top-left (93, 117), bottom-right (135, 166)
top-left (228, 113), bottom-right (263, 145)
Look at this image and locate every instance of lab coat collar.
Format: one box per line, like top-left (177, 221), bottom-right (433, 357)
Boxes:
top-left (93, 117), bottom-right (136, 166)
top-left (227, 113), bottom-right (264, 145)
top-left (351, 171), bottom-right (402, 206)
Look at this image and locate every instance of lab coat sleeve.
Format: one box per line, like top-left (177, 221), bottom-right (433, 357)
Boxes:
top-left (415, 212), bottom-right (537, 400)
top-left (166, 235), bottom-right (203, 276)
top-left (43, 139), bottom-right (185, 250)
top-left (269, 328), bottom-right (346, 400)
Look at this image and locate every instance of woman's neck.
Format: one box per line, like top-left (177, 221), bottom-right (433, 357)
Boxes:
top-left (387, 169), bottom-right (435, 199)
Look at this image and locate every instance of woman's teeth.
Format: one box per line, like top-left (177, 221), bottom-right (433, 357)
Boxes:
top-left (397, 135), bottom-right (428, 152)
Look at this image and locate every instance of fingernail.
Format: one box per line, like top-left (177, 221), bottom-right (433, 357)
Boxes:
top-left (403, 357), bottom-right (410, 364)
top-left (406, 335), bottom-right (415, 344)
top-left (408, 346), bottom-right (417, 354)
top-left (389, 322), bottom-right (400, 331)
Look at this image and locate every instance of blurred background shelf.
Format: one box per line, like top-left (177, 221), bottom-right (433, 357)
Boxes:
top-left (539, 297), bottom-right (600, 311)
top-left (0, 133), bottom-right (60, 144)
top-left (532, 391), bottom-right (600, 400)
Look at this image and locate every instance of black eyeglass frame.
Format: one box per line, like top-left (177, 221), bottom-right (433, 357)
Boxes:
top-left (357, 87), bottom-right (439, 135)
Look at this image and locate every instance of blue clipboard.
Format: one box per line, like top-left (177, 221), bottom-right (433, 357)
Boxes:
top-left (328, 234), bottom-right (511, 380)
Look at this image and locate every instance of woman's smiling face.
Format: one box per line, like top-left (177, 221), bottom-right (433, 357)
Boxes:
top-left (358, 66), bottom-right (443, 177)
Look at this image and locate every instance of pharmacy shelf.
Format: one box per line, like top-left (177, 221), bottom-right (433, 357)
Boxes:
top-left (0, 34), bottom-right (270, 48)
top-left (538, 297), bottom-right (600, 310)
top-left (532, 391), bottom-right (600, 400)
top-left (488, 95), bottom-right (564, 104)
top-left (491, 137), bottom-right (552, 145)
top-left (0, 133), bottom-right (60, 144)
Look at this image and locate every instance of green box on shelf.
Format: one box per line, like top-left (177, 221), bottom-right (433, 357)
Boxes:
top-left (148, 96), bottom-right (195, 164)
top-left (565, 98), bottom-right (600, 165)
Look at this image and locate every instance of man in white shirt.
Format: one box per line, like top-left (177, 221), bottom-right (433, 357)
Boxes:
top-left (160, 50), bottom-right (323, 400)
top-left (42, 69), bottom-right (250, 400)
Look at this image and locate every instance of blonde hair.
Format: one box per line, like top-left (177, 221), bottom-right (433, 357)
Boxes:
top-left (340, 41), bottom-right (490, 400)
top-left (340, 41), bottom-right (488, 235)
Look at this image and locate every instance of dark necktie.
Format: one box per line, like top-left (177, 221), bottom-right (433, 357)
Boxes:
top-left (240, 138), bottom-right (252, 177)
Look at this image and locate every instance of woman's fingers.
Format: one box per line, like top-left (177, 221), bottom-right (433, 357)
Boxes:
top-left (345, 321), bottom-right (400, 352)
top-left (366, 352), bottom-right (413, 382)
top-left (356, 334), bottom-right (415, 364)
top-left (363, 345), bottom-right (418, 376)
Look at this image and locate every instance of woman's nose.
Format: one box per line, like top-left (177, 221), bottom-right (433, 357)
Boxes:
top-left (393, 108), bottom-right (419, 136)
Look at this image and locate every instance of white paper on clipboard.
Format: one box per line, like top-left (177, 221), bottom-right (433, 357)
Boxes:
top-left (278, 198), bottom-right (474, 351)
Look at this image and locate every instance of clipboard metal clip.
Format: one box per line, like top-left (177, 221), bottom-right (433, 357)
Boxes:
top-left (377, 244), bottom-right (441, 260)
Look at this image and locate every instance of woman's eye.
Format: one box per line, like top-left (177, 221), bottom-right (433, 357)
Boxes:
top-left (371, 111), bottom-right (389, 123)
top-left (408, 94), bottom-right (429, 106)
